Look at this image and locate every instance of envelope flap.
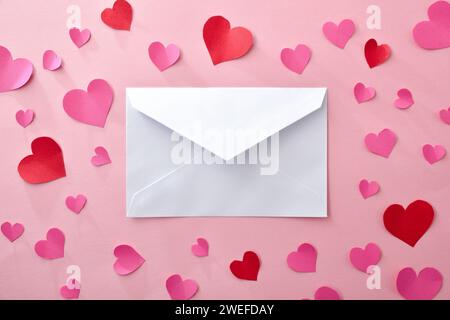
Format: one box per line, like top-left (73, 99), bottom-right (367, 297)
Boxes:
top-left (127, 87), bottom-right (327, 160)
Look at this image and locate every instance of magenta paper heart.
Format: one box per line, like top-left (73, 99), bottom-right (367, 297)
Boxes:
top-left (394, 88), bottom-right (414, 109)
top-left (280, 44), bottom-right (312, 74)
top-left (43, 50), bottom-right (62, 71)
top-left (314, 287), bottom-right (341, 300)
top-left (191, 238), bottom-right (209, 257)
top-left (113, 244), bottom-right (145, 275)
top-left (69, 28), bottom-right (91, 48)
top-left (65, 194), bottom-right (87, 214)
top-left (63, 79), bottom-right (113, 127)
top-left (349, 243), bottom-right (382, 273)
top-left (423, 144), bottom-right (446, 164)
top-left (1, 222), bottom-right (25, 242)
top-left (91, 146), bottom-right (111, 166)
top-left (60, 279), bottom-right (80, 299)
top-left (359, 179), bottom-right (380, 199)
top-left (413, 1), bottom-right (450, 50)
top-left (287, 243), bottom-right (317, 273)
top-left (439, 107), bottom-right (450, 124)
top-left (322, 19), bottom-right (355, 49)
top-left (148, 42), bottom-right (180, 71)
top-left (166, 274), bottom-right (199, 300)
top-left (34, 228), bottom-right (65, 259)
top-left (354, 82), bottom-right (376, 104)
top-left (397, 267), bottom-right (443, 300)
top-left (365, 129), bottom-right (397, 158)
top-left (0, 46), bottom-right (33, 93)
top-left (15, 109), bottom-right (34, 128)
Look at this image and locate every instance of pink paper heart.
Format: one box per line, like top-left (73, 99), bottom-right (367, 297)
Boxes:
top-left (113, 244), bottom-right (145, 275)
top-left (65, 194), bottom-right (87, 214)
top-left (314, 286), bottom-right (341, 300)
top-left (60, 279), bottom-right (80, 299)
top-left (0, 46), bottom-right (33, 93)
top-left (15, 109), bottom-right (34, 128)
top-left (166, 274), bottom-right (199, 300)
top-left (413, 1), bottom-right (450, 50)
top-left (365, 129), bottom-right (397, 158)
top-left (439, 107), bottom-right (450, 125)
top-left (69, 28), bottom-right (91, 48)
top-left (34, 228), bottom-right (65, 260)
top-left (280, 44), bottom-right (312, 74)
top-left (397, 267), bottom-right (443, 300)
top-left (63, 79), bottom-right (113, 127)
top-left (394, 88), bottom-right (414, 109)
top-left (359, 179), bottom-right (380, 199)
top-left (191, 238), bottom-right (209, 257)
top-left (354, 82), bottom-right (376, 104)
top-left (43, 50), bottom-right (62, 71)
top-left (287, 243), bottom-right (317, 273)
top-left (1, 222), bottom-right (25, 242)
top-left (322, 19), bottom-right (355, 49)
top-left (423, 144), bottom-right (446, 164)
top-left (91, 146), bottom-right (111, 166)
top-left (148, 42), bottom-right (181, 71)
top-left (349, 243), bottom-right (382, 273)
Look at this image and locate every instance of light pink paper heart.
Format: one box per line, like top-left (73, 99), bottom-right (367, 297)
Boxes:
top-left (365, 129), bottom-right (397, 158)
top-left (287, 243), bottom-right (317, 273)
top-left (413, 1), bottom-right (450, 50)
top-left (113, 244), bottom-right (145, 275)
top-left (0, 46), bottom-right (33, 93)
top-left (60, 279), bottom-right (80, 299)
top-left (34, 228), bottom-right (65, 259)
top-left (166, 274), bottom-right (199, 300)
top-left (349, 243), bottom-right (382, 273)
top-left (397, 267), bottom-right (443, 300)
top-left (354, 82), bottom-right (376, 104)
top-left (423, 144), bottom-right (446, 164)
top-left (148, 42), bottom-right (181, 71)
top-left (15, 109), bottom-right (34, 128)
top-left (359, 179), bottom-right (380, 199)
top-left (322, 19), bottom-right (355, 49)
top-left (314, 286), bottom-right (341, 300)
top-left (63, 79), bottom-right (113, 127)
top-left (65, 194), bottom-right (87, 214)
top-left (91, 146), bottom-right (111, 166)
top-left (280, 44), bottom-right (312, 74)
top-left (191, 238), bottom-right (209, 257)
top-left (439, 107), bottom-right (450, 124)
top-left (394, 88), bottom-right (414, 109)
top-left (69, 28), bottom-right (91, 48)
top-left (1, 222), bottom-right (25, 242)
top-left (43, 50), bottom-right (62, 71)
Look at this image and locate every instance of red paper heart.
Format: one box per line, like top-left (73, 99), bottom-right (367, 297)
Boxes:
top-left (383, 200), bottom-right (434, 247)
top-left (364, 38), bottom-right (391, 68)
top-left (229, 251), bottom-right (260, 281)
top-left (18, 137), bottom-right (66, 184)
top-left (101, 0), bottom-right (132, 31)
top-left (203, 16), bottom-right (253, 65)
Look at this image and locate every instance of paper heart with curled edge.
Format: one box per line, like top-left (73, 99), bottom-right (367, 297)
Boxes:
top-left (286, 243), bottom-right (317, 272)
top-left (359, 179), bottom-right (380, 199)
top-left (191, 238), bottom-right (209, 257)
top-left (0, 46), bottom-right (33, 93)
top-left (148, 42), bottom-right (180, 71)
top-left (364, 38), bottom-right (391, 68)
top-left (18, 137), bottom-right (66, 184)
top-left (230, 251), bottom-right (260, 281)
top-left (34, 228), bottom-right (65, 259)
top-left (314, 287), bottom-right (341, 300)
top-left (354, 82), bottom-right (376, 103)
top-left (203, 15), bottom-right (253, 65)
top-left (322, 19), bottom-right (355, 49)
top-left (16, 109), bottom-right (34, 128)
top-left (101, 0), bottom-right (133, 31)
top-left (60, 279), bottom-right (81, 299)
top-left (91, 146), bottom-right (111, 166)
top-left (349, 243), bottom-right (382, 273)
top-left (65, 194), bottom-right (87, 214)
top-left (364, 129), bottom-right (397, 158)
top-left (1, 222), bottom-right (25, 242)
top-left (439, 107), bottom-right (450, 124)
top-left (280, 44), bottom-right (312, 74)
top-left (397, 267), bottom-right (443, 300)
top-left (113, 244), bottom-right (145, 275)
top-left (166, 274), bottom-right (199, 300)
top-left (423, 144), bottom-right (446, 164)
top-left (413, 1), bottom-right (450, 50)
top-left (63, 79), bottom-right (113, 127)
top-left (394, 88), bottom-right (414, 109)
top-left (43, 50), bottom-right (62, 71)
top-left (69, 28), bottom-right (91, 48)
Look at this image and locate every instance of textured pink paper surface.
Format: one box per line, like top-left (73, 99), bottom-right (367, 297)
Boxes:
top-left (0, 0), bottom-right (449, 299)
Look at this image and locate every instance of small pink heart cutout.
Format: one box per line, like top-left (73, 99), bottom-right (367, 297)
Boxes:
top-left (113, 244), bottom-right (145, 275)
top-left (43, 50), bottom-right (62, 71)
top-left (365, 129), bottom-right (397, 158)
top-left (287, 243), bottom-right (317, 273)
top-left (423, 144), bottom-right (446, 164)
top-left (394, 88), bottom-right (414, 109)
top-left (191, 238), bottom-right (209, 257)
top-left (91, 146), bottom-right (111, 166)
top-left (280, 44), bottom-right (312, 74)
top-left (354, 82), bottom-right (376, 104)
top-left (148, 42), bottom-right (181, 71)
top-left (322, 19), bottom-right (355, 49)
top-left (349, 243), bottom-right (382, 273)
top-left (413, 1), bottom-right (450, 50)
top-left (359, 179), bottom-right (380, 199)
top-left (397, 267), bottom-right (443, 300)
top-left (166, 274), bottom-right (199, 300)
top-left (15, 109), bottom-right (34, 128)
top-left (1, 222), bottom-right (25, 242)
top-left (0, 46), bottom-right (33, 92)
top-left (34, 228), bottom-right (65, 259)
top-left (439, 107), bottom-right (450, 124)
top-left (65, 194), bottom-right (87, 214)
top-left (69, 28), bottom-right (91, 48)
top-left (314, 287), bottom-right (341, 300)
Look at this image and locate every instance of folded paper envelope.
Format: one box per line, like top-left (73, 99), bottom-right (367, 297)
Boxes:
top-left (126, 87), bottom-right (327, 217)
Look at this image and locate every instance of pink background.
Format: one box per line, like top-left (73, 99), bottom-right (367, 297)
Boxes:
top-left (0, 0), bottom-right (449, 299)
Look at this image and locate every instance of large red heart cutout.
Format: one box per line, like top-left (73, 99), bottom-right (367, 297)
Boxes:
top-left (383, 200), bottom-right (434, 247)
top-left (229, 251), bottom-right (260, 281)
top-left (364, 38), bottom-right (391, 68)
top-left (101, 0), bottom-right (133, 31)
top-left (203, 15), bottom-right (253, 65)
top-left (18, 137), bottom-right (66, 184)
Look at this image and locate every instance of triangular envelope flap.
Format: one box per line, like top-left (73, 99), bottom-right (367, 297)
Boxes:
top-left (127, 87), bottom-right (327, 160)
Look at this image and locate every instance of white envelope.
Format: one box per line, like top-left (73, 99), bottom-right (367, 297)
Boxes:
top-left (126, 87), bottom-right (327, 217)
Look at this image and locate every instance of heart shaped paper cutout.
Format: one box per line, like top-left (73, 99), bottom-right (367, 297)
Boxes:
top-left (60, 279), bottom-right (81, 299)
top-left (18, 137), bottom-right (66, 184)
top-left (34, 228), bottom-right (65, 259)
top-left (394, 88), bottom-right (414, 109)
top-left (280, 44), bottom-right (312, 74)
top-left (354, 82), bottom-right (376, 103)
top-left (191, 238), bottom-right (209, 257)
top-left (63, 79), bottom-right (113, 127)
top-left (230, 251), bottom-right (260, 281)
top-left (322, 19), bottom-right (355, 49)
top-left (91, 146), bottom-right (111, 166)
top-left (359, 179), bottom-right (380, 199)
top-left (440, 107), bottom-right (450, 124)
top-left (349, 243), bottom-right (382, 273)
top-left (166, 274), bottom-right (199, 300)
top-left (314, 287), bottom-right (341, 300)
top-left (397, 267), bottom-right (443, 300)
top-left (16, 109), bottom-right (34, 128)
top-left (413, 1), bottom-right (450, 50)
top-left (203, 15), bottom-right (253, 65)
top-left (1, 222), bottom-right (25, 242)
top-left (148, 42), bottom-right (180, 71)
top-left (364, 129), bottom-right (397, 158)
top-left (113, 244), bottom-right (145, 275)
top-left (383, 200), bottom-right (434, 247)
top-left (65, 194), bottom-right (87, 214)
top-left (43, 50), bottom-right (62, 71)
top-left (364, 38), bottom-right (391, 68)
top-left (101, 0), bottom-right (133, 31)
top-left (423, 144), bottom-right (446, 164)
top-left (0, 46), bottom-right (33, 93)
top-left (69, 28), bottom-right (91, 48)
top-left (286, 243), bottom-right (317, 272)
